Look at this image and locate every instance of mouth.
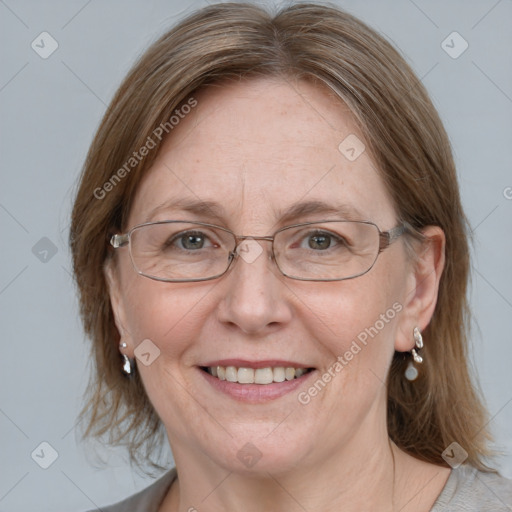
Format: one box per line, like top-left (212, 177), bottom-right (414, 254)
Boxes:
top-left (197, 361), bottom-right (317, 403)
top-left (199, 365), bottom-right (315, 384)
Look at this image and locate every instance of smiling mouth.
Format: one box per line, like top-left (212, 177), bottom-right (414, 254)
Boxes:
top-left (199, 366), bottom-right (315, 385)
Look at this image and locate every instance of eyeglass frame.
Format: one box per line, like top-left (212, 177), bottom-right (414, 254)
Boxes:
top-left (110, 219), bottom-right (411, 283)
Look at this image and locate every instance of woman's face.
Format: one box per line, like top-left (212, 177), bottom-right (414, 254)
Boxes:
top-left (109, 78), bottom-right (417, 474)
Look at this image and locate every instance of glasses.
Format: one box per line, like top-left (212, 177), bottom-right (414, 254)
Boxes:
top-left (110, 220), bottom-right (407, 282)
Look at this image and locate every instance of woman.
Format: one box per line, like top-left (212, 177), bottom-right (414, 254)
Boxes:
top-left (70, 2), bottom-right (512, 510)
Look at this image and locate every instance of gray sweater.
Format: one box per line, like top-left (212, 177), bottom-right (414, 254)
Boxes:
top-left (93, 465), bottom-right (512, 511)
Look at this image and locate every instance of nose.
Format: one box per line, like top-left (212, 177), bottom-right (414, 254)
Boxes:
top-left (216, 239), bottom-right (293, 335)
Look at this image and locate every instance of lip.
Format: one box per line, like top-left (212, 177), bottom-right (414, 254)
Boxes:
top-left (197, 366), bottom-right (316, 403)
top-left (200, 359), bottom-right (312, 369)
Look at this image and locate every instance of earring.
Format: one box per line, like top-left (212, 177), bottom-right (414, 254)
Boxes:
top-left (119, 341), bottom-right (135, 376)
top-left (405, 327), bottom-right (424, 381)
top-left (411, 327), bottom-right (424, 363)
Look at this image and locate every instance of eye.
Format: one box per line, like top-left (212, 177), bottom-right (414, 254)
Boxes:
top-left (169, 230), bottom-right (214, 251)
top-left (307, 232), bottom-right (331, 250)
top-left (302, 231), bottom-right (346, 251)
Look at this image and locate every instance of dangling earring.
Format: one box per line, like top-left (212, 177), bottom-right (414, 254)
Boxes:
top-left (405, 327), bottom-right (423, 381)
top-left (119, 341), bottom-right (135, 376)
top-left (411, 327), bottom-right (424, 363)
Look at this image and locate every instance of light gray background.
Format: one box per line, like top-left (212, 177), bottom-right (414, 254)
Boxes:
top-left (0, 0), bottom-right (511, 510)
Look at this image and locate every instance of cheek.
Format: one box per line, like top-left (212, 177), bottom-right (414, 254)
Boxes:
top-left (291, 276), bottom-right (403, 428)
top-left (119, 275), bottom-right (218, 420)
top-left (117, 249), bottom-right (217, 355)
top-left (294, 268), bottom-right (404, 374)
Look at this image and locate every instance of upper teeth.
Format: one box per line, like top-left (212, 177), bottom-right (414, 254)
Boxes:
top-left (207, 366), bottom-right (309, 384)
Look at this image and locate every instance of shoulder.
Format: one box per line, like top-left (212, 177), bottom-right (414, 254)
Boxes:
top-left (432, 464), bottom-right (512, 511)
top-left (85, 468), bottom-right (177, 512)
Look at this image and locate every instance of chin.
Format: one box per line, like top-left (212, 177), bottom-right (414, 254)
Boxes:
top-left (206, 428), bottom-right (317, 477)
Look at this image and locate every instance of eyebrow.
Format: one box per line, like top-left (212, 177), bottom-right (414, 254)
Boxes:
top-left (274, 200), bottom-right (364, 224)
top-left (145, 198), bottom-right (227, 224)
top-left (144, 198), bottom-right (365, 225)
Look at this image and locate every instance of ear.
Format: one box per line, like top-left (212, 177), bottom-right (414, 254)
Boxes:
top-left (395, 226), bottom-right (445, 352)
top-left (104, 257), bottom-right (135, 357)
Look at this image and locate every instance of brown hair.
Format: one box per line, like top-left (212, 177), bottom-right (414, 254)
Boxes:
top-left (70, 2), bottom-right (492, 470)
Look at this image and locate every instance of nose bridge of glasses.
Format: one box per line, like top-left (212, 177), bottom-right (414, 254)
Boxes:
top-left (235, 234), bottom-right (274, 242)
top-left (230, 234), bottom-right (276, 263)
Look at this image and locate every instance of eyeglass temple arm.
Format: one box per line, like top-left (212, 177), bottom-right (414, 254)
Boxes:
top-left (110, 233), bottom-right (130, 248)
top-left (378, 223), bottom-right (409, 251)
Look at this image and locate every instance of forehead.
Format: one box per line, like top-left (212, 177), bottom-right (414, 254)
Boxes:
top-left (128, 78), bottom-right (396, 230)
